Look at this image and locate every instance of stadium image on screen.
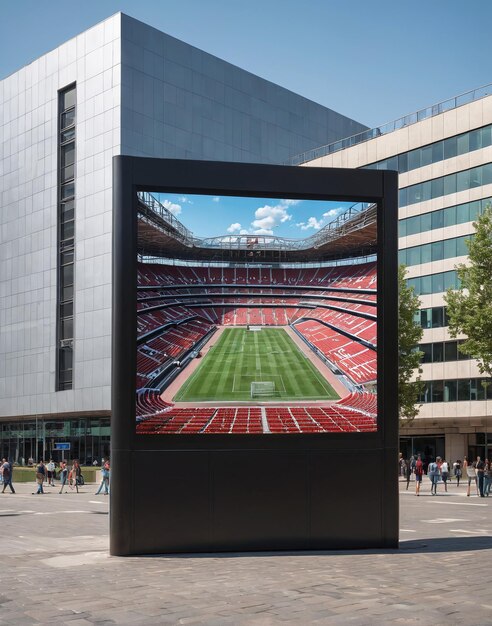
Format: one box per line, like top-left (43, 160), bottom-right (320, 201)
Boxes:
top-left (136, 192), bottom-right (378, 435)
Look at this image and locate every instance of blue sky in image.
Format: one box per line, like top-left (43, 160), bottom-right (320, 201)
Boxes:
top-left (156, 193), bottom-right (353, 239)
top-left (1, 0), bottom-right (491, 127)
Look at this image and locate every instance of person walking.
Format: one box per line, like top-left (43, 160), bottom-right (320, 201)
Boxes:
top-left (46, 459), bottom-right (55, 486)
top-left (405, 457), bottom-right (412, 490)
top-left (441, 459), bottom-right (450, 492)
top-left (415, 454), bottom-right (423, 496)
top-left (466, 459), bottom-right (478, 496)
top-left (1, 458), bottom-right (15, 494)
top-left (58, 460), bottom-right (69, 494)
top-left (453, 460), bottom-right (462, 487)
top-left (476, 456), bottom-right (485, 497)
top-left (428, 457), bottom-right (441, 495)
top-left (95, 459), bottom-right (110, 495)
top-left (484, 459), bottom-right (492, 497)
top-left (34, 460), bottom-right (46, 494)
top-left (70, 460), bottom-right (81, 493)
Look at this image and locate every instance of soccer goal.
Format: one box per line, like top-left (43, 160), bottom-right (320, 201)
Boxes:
top-left (251, 381), bottom-right (276, 398)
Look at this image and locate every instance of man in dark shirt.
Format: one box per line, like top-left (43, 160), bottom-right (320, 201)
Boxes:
top-left (476, 456), bottom-right (486, 497)
top-left (1, 458), bottom-right (15, 494)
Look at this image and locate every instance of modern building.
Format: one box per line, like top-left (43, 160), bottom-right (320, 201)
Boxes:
top-left (0, 13), bottom-right (366, 463)
top-left (299, 86), bottom-right (492, 463)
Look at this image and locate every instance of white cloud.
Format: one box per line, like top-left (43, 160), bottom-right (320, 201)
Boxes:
top-left (296, 216), bottom-right (323, 230)
top-left (213, 196), bottom-right (220, 202)
top-left (240, 229), bottom-right (249, 235)
top-left (178, 196), bottom-right (193, 204)
top-left (250, 203), bottom-right (292, 231)
top-left (323, 208), bottom-right (342, 219)
top-left (283, 199), bottom-right (300, 206)
top-left (227, 222), bottom-right (242, 233)
top-left (162, 199), bottom-right (182, 216)
top-left (253, 228), bottom-right (274, 235)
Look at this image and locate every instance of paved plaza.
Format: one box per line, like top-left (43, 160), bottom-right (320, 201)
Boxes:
top-left (0, 477), bottom-right (491, 625)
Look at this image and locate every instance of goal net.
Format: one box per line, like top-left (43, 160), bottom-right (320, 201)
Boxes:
top-left (251, 381), bottom-right (275, 398)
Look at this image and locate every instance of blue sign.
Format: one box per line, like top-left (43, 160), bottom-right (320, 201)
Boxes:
top-left (54, 442), bottom-right (70, 450)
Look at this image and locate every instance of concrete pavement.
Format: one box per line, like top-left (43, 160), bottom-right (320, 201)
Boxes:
top-left (0, 477), bottom-right (491, 625)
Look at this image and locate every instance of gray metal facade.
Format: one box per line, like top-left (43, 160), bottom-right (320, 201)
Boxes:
top-left (0, 13), bottom-right (366, 420)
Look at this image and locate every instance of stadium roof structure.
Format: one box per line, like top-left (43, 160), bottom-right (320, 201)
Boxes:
top-left (137, 191), bottom-right (377, 264)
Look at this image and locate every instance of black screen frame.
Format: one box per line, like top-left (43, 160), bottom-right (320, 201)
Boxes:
top-left (111, 157), bottom-right (399, 555)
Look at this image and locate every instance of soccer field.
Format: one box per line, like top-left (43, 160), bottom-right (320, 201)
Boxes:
top-left (174, 327), bottom-right (339, 402)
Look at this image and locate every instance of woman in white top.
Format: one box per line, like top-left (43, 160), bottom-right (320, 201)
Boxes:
top-left (441, 459), bottom-right (449, 492)
top-left (465, 457), bottom-right (478, 497)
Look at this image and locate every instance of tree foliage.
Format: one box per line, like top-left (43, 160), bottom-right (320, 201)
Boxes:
top-left (445, 204), bottom-right (492, 378)
top-left (398, 264), bottom-right (424, 423)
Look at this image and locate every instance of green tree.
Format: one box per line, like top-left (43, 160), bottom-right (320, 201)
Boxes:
top-left (398, 264), bottom-right (424, 423)
top-left (445, 204), bottom-right (492, 379)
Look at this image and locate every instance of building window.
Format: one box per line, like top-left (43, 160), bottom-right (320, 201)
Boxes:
top-left (364, 124), bottom-right (492, 175)
top-left (419, 378), bottom-right (492, 403)
top-left (399, 234), bottom-right (472, 267)
top-left (57, 84), bottom-right (76, 391)
top-left (407, 270), bottom-right (459, 296)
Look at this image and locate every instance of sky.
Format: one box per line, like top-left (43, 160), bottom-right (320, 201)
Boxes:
top-left (155, 193), bottom-right (353, 238)
top-left (1, 1), bottom-right (491, 237)
top-left (1, 0), bottom-right (491, 128)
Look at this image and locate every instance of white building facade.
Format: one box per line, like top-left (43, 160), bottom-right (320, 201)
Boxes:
top-left (301, 88), bottom-right (492, 462)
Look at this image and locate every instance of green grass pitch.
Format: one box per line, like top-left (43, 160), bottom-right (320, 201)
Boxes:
top-left (174, 327), bottom-right (339, 402)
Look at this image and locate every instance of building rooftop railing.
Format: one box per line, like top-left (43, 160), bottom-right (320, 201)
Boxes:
top-left (287, 82), bottom-right (492, 166)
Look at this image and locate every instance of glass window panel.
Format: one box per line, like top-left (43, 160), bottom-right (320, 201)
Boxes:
top-left (421, 145), bottom-right (433, 167)
top-left (61, 127), bottom-right (75, 143)
top-left (61, 182), bottom-right (75, 200)
top-left (456, 236), bottom-right (469, 256)
top-left (407, 185), bottom-right (422, 205)
top-left (408, 149), bottom-right (421, 171)
top-left (60, 317), bottom-right (73, 340)
top-left (407, 246), bottom-right (421, 266)
top-left (386, 156), bottom-right (398, 171)
top-left (431, 241), bottom-right (444, 262)
top-left (457, 169), bottom-right (471, 193)
top-left (457, 133), bottom-right (470, 155)
top-left (444, 307), bottom-right (450, 326)
top-left (421, 181), bottom-right (432, 201)
top-left (443, 204), bottom-right (457, 227)
top-left (407, 277), bottom-right (419, 293)
top-left (481, 163), bottom-right (492, 186)
top-left (421, 344), bottom-right (432, 363)
top-left (61, 164), bottom-right (74, 183)
top-left (432, 380), bottom-right (444, 402)
top-left (444, 271), bottom-right (458, 290)
top-left (407, 216), bottom-right (421, 236)
top-left (61, 250), bottom-right (74, 265)
top-left (431, 210), bottom-right (444, 229)
top-left (443, 174), bottom-right (456, 195)
top-left (61, 220), bottom-right (74, 240)
top-left (62, 284), bottom-right (73, 302)
top-left (61, 109), bottom-right (75, 129)
top-left (421, 308), bottom-right (431, 329)
top-left (59, 345), bottom-right (73, 371)
top-left (61, 88), bottom-right (76, 111)
top-left (399, 188), bottom-right (408, 206)
top-left (433, 342), bottom-right (444, 363)
top-left (470, 166), bottom-right (482, 188)
top-left (432, 273), bottom-right (444, 293)
top-left (431, 177), bottom-right (444, 199)
top-left (432, 307), bottom-right (444, 328)
top-left (444, 380), bottom-right (457, 401)
top-left (444, 341), bottom-right (458, 361)
top-left (420, 243), bottom-right (431, 264)
top-left (420, 381), bottom-right (432, 403)
top-left (398, 153), bottom-right (408, 173)
top-left (61, 143), bottom-right (75, 167)
top-left (481, 126), bottom-right (492, 148)
top-left (60, 302), bottom-right (73, 318)
top-left (443, 136), bottom-right (457, 159)
top-left (469, 129), bottom-right (482, 151)
top-left (458, 379), bottom-right (470, 401)
top-left (432, 141), bottom-right (443, 163)
top-left (399, 220), bottom-right (407, 237)
top-left (61, 263), bottom-right (74, 287)
top-left (456, 202), bottom-right (470, 224)
top-left (469, 200), bottom-right (481, 221)
top-left (421, 275), bottom-right (432, 294)
top-left (398, 250), bottom-right (407, 264)
top-left (443, 237), bottom-right (456, 259)
top-left (458, 340), bottom-right (470, 360)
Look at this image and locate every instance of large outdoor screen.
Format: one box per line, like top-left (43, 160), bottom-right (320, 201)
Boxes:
top-left (135, 192), bottom-right (378, 435)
